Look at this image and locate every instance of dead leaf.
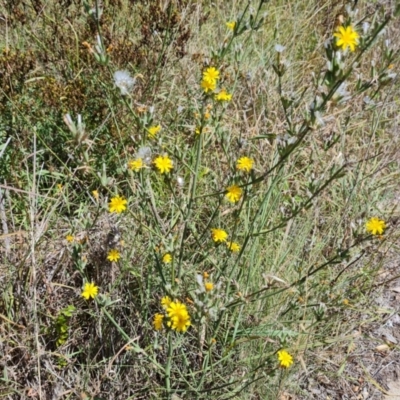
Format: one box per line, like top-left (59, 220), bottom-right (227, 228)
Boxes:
top-left (382, 331), bottom-right (398, 344)
top-left (375, 344), bottom-right (390, 352)
top-left (390, 287), bottom-right (400, 293)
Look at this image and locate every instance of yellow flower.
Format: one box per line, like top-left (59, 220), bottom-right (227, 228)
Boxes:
top-left (81, 282), bottom-right (99, 300)
top-left (92, 190), bottom-right (99, 200)
top-left (107, 249), bottom-right (121, 262)
top-left (66, 235), bottom-right (74, 243)
top-left (226, 185), bottom-right (242, 203)
top-left (154, 155), bottom-right (173, 174)
top-left (236, 156), bottom-right (254, 172)
top-left (201, 78), bottom-right (216, 93)
top-left (204, 111), bottom-right (211, 119)
top-left (148, 125), bottom-right (161, 139)
top-left (57, 183), bottom-right (63, 191)
top-left (166, 301), bottom-right (191, 333)
top-left (195, 126), bottom-right (210, 135)
top-left (277, 350), bottom-right (293, 368)
top-left (166, 301), bottom-right (189, 318)
top-left (153, 313), bottom-right (164, 331)
top-left (333, 25), bottom-right (359, 52)
top-left (365, 217), bottom-right (386, 235)
top-left (226, 21), bottom-right (236, 30)
top-left (203, 271), bottom-right (210, 279)
top-left (211, 228), bottom-right (228, 243)
top-left (203, 67), bottom-right (220, 83)
top-left (163, 253), bottom-right (172, 264)
top-left (215, 89), bottom-right (232, 101)
top-left (161, 296), bottom-right (172, 309)
top-left (227, 241), bottom-right (240, 252)
top-left (109, 195), bottom-right (127, 213)
top-left (205, 282), bottom-right (214, 292)
top-left (128, 158), bottom-right (144, 172)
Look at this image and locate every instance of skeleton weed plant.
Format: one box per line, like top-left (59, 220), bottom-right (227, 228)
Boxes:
top-left (1, 0), bottom-right (399, 398)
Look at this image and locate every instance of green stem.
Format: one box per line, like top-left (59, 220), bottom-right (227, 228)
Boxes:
top-left (165, 333), bottom-right (173, 397)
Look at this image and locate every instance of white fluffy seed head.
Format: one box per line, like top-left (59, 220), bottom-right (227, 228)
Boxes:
top-left (113, 70), bottom-right (135, 95)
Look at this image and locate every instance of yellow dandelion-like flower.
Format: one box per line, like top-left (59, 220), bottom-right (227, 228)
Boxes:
top-left (226, 185), bottom-right (242, 203)
top-left (203, 67), bottom-right (220, 83)
top-left (109, 195), bottom-right (127, 214)
top-left (166, 301), bottom-right (191, 333)
top-left (203, 271), bottom-right (210, 279)
top-left (163, 253), bottom-right (172, 264)
top-left (227, 241), bottom-right (240, 253)
top-left (166, 301), bottom-right (189, 319)
top-left (211, 228), bottom-right (228, 243)
top-left (168, 314), bottom-right (191, 333)
top-left (153, 313), bottom-right (164, 331)
top-left (81, 282), bottom-right (99, 300)
top-left (154, 155), bottom-right (173, 174)
top-left (205, 282), bottom-right (214, 292)
top-left (66, 235), bottom-right (74, 243)
top-left (215, 89), bottom-right (232, 101)
top-left (277, 350), bottom-right (293, 368)
top-left (236, 156), bottom-right (254, 172)
top-left (161, 296), bottom-right (172, 309)
top-left (204, 111), bottom-right (211, 119)
top-left (148, 125), bottom-right (161, 139)
top-left (107, 249), bottom-right (121, 262)
top-left (92, 190), bottom-right (99, 200)
top-left (365, 217), bottom-right (386, 236)
top-left (333, 25), bottom-right (359, 52)
top-left (226, 21), bottom-right (236, 30)
top-left (128, 158), bottom-right (144, 172)
top-left (201, 78), bottom-right (217, 93)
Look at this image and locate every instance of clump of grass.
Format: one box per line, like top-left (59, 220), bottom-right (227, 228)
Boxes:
top-left (1, 0), bottom-right (399, 398)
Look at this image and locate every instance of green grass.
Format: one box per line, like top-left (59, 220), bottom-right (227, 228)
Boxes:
top-left (0, 0), bottom-right (399, 398)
